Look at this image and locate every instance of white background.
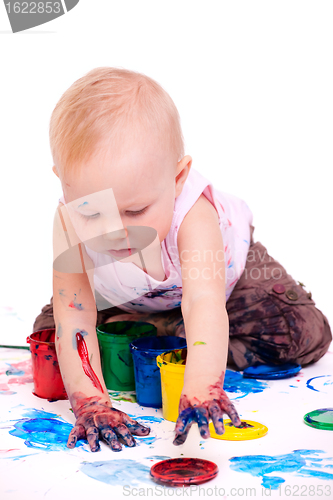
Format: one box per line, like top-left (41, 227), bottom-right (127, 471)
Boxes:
top-left (0, 1), bottom-right (332, 331)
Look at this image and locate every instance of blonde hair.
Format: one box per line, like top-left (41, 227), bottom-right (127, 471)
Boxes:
top-left (50, 67), bottom-right (185, 179)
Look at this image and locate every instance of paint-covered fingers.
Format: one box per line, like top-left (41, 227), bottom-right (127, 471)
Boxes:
top-left (193, 406), bottom-right (210, 439)
top-left (219, 398), bottom-right (241, 427)
top-left (100, 428), bottom-right (122, 452)
top-left (173, 407), bottom-right (195, 445)
top-left (67, 424), bottom-right (86, 448)
top-left (121, 414), bottom-right (151, 436)
top-left (113, 423), bottom-right (136, 447)
top-left (68, 421), bottom-right (100, 452)
top-left (86, 425), bottom-right (100, 452)
top-left (208, 400), bottom-right (225, 435)
top-left (95, 413), bottom-right (123, 451)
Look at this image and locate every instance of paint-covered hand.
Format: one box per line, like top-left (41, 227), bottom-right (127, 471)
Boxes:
top-left (68, 392), bottom-right (150, 452)
top-left (173, 372), bottom-right (241, 445)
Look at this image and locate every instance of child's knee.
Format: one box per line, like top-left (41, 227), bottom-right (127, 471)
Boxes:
top-left (290, 306), bottom-right (332, 366)
top-left (32, 297), bottom-right (55, 332)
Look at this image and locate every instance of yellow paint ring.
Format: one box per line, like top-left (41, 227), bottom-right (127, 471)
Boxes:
top-left (209, 419), bottom-right (268, 441)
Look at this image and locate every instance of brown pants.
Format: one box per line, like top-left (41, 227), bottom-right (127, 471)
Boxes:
top-left (33, 225), bottom-right (332, 370)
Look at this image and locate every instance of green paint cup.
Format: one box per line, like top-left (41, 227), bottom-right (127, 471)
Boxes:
top-left (96, 321), bottom-right (157, 391)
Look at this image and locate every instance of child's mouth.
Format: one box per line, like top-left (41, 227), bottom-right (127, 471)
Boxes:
top-left (108, 248), bottom-right (136, 257)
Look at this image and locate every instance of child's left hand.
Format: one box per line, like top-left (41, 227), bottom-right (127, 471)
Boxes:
top-left (173, 372), bottom-right (242, 445)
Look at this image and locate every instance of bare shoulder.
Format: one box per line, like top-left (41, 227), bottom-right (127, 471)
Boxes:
top-left (177, 193), bottom-right (220, 241)
top-left (177, 193), bottom-right (225, 306)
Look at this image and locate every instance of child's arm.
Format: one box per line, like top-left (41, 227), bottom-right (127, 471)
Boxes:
top-left (173, 194), bottom-right (241, 445)
top-left (53, 203), bottom-right (150, 452)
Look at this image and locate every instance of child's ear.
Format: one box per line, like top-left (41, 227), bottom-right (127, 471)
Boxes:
top-left (175, 155), bottom-right (192, 198)
top-left (52, 165), bottom-right (60, 178)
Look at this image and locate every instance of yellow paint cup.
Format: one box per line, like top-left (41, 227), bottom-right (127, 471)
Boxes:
top-left (156, 348), bottom-right (187, 422)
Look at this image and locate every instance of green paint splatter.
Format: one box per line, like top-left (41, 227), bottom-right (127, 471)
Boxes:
top-left (108, 390), bottom-right (137, 403)
top-left (193, 341), bottom-right (206, 346)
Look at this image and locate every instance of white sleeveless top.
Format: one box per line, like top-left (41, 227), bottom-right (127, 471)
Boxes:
top-left (59, 167), bottom-right (253, 313)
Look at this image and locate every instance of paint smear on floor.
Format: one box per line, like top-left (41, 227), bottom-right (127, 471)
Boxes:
top-left (80, 459), bottom-right (154, 486)
top-left (230, 449), bottom-right (333, 489)
top-left (224, 369), bottom-right (269, 399)
top-left (306, 375), bottom-right (333, 394)
top-left (8, 408), bottom-right (86, 451)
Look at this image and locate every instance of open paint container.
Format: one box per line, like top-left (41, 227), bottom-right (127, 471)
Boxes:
top-left (27, 328), bottom-right (67, 400)
top-left (156, 347), bottom-right (187, 421)
top-left (96, 321), bottom-right (157, 391)
top-left (130, 336), bottom-right (187, 408)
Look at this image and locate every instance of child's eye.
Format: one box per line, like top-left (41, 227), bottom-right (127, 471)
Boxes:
top-left (78, 213), bottom-right (100, 221)
top-left (78, 207), bottom-right (148, 221)
top-left (127, 208), bottom-right (148, 217)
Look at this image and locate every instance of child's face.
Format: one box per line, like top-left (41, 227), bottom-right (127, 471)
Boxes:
top-left (55, 128), bottom-right (190, 260)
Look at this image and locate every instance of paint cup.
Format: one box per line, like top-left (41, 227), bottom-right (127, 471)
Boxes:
top-left (130, 336), bottom-right (187, 408)
top-left (96, 321), bottom-right (157, 391)
top-left (156, 347), bottom-right (187, 422)
top-left (26, 329), bottom-right (67, 400)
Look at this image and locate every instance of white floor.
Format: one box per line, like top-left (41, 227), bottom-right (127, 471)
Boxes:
top-left (0, 304), bottom-right (332, 500)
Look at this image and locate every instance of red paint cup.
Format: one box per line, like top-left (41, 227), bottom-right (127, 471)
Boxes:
top-left (27, 329), bottom-right (67, 400)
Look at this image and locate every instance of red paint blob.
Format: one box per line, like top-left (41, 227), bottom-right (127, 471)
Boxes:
top-left (150, 458), bottom-right (218, 486)
top-left (76, 332), bottom-right (103, 392)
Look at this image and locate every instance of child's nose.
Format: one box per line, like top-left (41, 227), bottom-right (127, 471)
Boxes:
top-left (103, 226), bottom-right (128, 241)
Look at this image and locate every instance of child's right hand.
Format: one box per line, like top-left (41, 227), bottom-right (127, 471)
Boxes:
top-left (173, 373), bottom-right (241, 445)
top-left (67, 391), bottom-right (151, 452)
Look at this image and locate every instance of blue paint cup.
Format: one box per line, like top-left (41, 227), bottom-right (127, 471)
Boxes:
top-left (130, 336), bottom-right (187, 408)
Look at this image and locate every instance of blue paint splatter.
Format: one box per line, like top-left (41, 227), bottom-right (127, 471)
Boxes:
top-left (127, 414), bottom-right (163, 424)
top-left (230, 450), bottom-right (333, 489)
top-left (144, 455), bottom-right (172, 460)
top-left (224, 369), bottom-right (269, 399)
top-left (0, 453), bottom-right (39, 461)
top-left (126, 415), bottom-right (163, 446)
top-left (19, 408), bottom-right (60, 419)
top-left (262, 476), bottom-right (284, 488)
top-left (136, 435), bottom-right (159, 446)
top-left (78, 201), bottom-right (89, 208)
top-left (8, 408), bottom-right (85, 451)
top-left (69, 293), bottom-right (84, 311)
top-left (5, 365), bottom-right (25, 376)
top-left (80, 459), bottom-right (153, 486)
top-left (306, 375), bottom-right (333, 393)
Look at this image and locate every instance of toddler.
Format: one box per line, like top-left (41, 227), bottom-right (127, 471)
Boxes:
top-left (33, 67), bottom-right (332, 452)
